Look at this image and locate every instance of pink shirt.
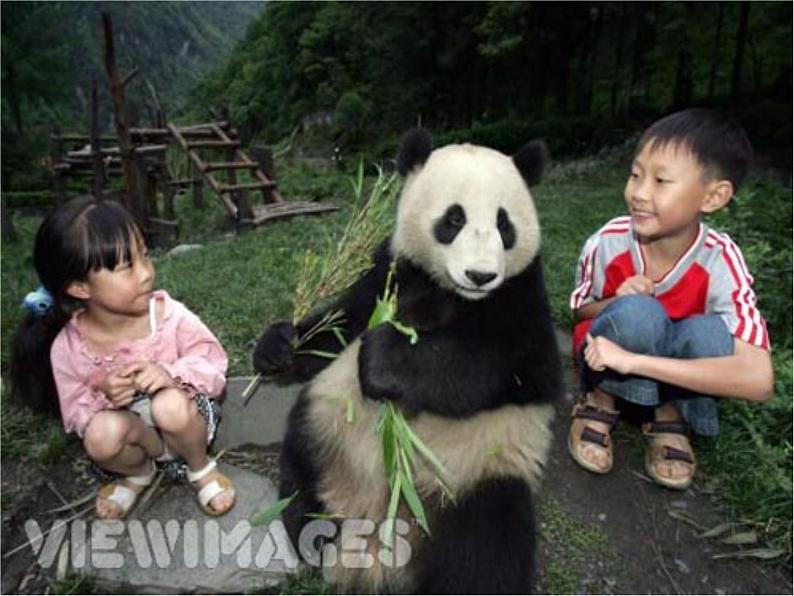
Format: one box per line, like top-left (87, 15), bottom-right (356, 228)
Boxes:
top-left (50, 290), bottom-right (228, 437)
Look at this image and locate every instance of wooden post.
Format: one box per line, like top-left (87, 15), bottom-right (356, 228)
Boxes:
top-left (90, 78), bottom-right (105, 199)
top-left (146, 161), bottom-right (159, 220)
top-left (162, 162), bottom-right (176, 220)
top-left (192, 158), bottom-right (204, 208)
top-left (225, 143), bottom-right (254, 221)
top-left (135, 155), bottom-right (149, 219)
top-left (251, 145), bottom-right (284, 204)
top-left (102, 12), bottom-right (144, 226)
top-left (48, 123), bottom-right (66, 204)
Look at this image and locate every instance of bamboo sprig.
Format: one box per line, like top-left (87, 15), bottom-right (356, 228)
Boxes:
top-left (368, 263), bottom-right (454, 546)
top-left (244, 162), bottom-right (397, 404)
top-left (243, 310), bottom-right (346, 404)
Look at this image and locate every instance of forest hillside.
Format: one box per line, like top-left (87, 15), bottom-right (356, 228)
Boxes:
top-left (1, 0), bottom-right (265, 188)
top-left (198, 2), bottom-right (791, 163)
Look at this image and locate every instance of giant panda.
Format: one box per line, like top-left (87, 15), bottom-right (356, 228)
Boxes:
top-left (253, 129), bottom-right (563, 593)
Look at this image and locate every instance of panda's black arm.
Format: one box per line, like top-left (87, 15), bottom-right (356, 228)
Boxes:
top-left (358, 257), bottom-right (564, 417)
top-left (288, 239), bottom-right (393, 380)
top-left (359, 324), bottom-right (519, 417)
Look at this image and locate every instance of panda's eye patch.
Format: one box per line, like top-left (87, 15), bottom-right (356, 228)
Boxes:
top-left (497, 208), bottom-right (516, 250)
top-left (434, 204), bottom-right (466, 245)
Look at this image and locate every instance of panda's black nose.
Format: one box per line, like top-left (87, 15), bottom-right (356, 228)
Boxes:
top-left (465, 270), bottom-right (497, 286)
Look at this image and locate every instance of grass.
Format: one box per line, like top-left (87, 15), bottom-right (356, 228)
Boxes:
top-left (538, 496), bottom-right (616, 594)
top-left (1, 148), bottom-right (791, 570)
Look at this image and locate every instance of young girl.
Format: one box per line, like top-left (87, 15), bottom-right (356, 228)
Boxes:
top-left (11, 196), bottom-right (235, 519)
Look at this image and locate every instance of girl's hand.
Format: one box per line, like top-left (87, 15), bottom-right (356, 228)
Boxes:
top-left (100, 370), bottom-right (137, 408)
top-left (616, 275), bottom-right (655, 296)
top-left (124, 361), bottom-right (175, 395)
top-left (584, 333), bottom-right (637, 375)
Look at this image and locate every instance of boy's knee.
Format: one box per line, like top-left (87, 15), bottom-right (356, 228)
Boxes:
top-left (592, 295), bottom-right (669, 353)
top-left (83, 411), bottom-right (131, 462)
top-left (151, 387), bottom-right (197, 432)
top-left (671, 315), bottom-right (734, 359)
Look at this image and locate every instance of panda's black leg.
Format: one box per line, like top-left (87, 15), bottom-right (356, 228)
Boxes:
top-left (415, 477), bottom-right (538, 594)
top-left (278, 392), bottom-right (326, 551)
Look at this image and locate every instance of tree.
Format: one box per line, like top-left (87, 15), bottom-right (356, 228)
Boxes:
top-left (731, 1), bottom-right (751, 98)
top-left (1, 2), bottom-right (71, 137)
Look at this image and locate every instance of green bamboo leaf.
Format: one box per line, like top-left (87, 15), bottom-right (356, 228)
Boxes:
top-left (399, 438), bottom-right (415, 480)
top-left (486, 444), bottom-right (504, 457)
top-left (380, 407), bottom-right (397, 479)
top-left (368, 298), bottom-right (395, 329)
top-left (390, 319), bottom-right (419, 344)
top-left (384, 472), bottom-right (402, 547)
top-left (350, 160), bottom-right (364, 199)
top-left (399, 469), bottom-right (430, 535)
top-left (250, 492), bottom-right (297, 527)
top-left (345, 392), bottom-right (355, 424)
top-left (402, 421), bottom-right (449, 477)
top-left (393, 410), bottom-right (417, 464)
top-left (305, 512), bottom-right (345, 520)
top-left (294, 349), bottom-right (339, 359)
top-left (332, 327), bottom-right (348, 348)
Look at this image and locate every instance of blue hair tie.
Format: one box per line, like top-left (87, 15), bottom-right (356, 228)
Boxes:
top-left (23, 285), bottom-right (55, 316)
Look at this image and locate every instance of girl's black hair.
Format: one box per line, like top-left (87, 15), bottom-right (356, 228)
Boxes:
top-left (10, 196), bottom-right (145, 417)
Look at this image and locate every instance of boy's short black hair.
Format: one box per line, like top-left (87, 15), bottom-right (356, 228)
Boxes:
top-left (638, 108), bottom-right (754, 191)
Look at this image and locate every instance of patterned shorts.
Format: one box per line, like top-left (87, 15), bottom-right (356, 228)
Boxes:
top-left (91, 392), bottom-right (222, 483)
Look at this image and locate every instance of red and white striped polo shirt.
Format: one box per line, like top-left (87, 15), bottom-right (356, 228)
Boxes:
top-left (570, 216), bottom-right (770, 355)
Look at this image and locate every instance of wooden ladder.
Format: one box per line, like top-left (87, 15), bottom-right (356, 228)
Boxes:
top-left (167, 122), bottom-right (337, 226)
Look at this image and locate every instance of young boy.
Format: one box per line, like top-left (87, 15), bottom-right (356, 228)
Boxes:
top-left (568, 108), bottom-right (774, 490)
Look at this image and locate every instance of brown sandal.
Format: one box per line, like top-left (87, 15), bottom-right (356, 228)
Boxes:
top-left (643, 421), bottom-right (696, 490)
top-left (568, 397), bottom-right (620, 474)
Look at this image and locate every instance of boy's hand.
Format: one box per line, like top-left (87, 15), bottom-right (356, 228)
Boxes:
top-left (124, 361), bottom-right (175, 395)
top-left (617, 275), bottom-right (655, 296)
top-left (584, 333), bottom-right (637, 375)
top-left (100, 370), bottom-right (137, 408)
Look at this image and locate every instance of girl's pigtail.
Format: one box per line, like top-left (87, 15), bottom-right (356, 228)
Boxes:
top-left (10, 299), bottom-right (70, 418)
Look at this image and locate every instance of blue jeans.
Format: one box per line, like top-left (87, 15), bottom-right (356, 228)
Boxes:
top-left (581, 295), bottom-right (734, 436)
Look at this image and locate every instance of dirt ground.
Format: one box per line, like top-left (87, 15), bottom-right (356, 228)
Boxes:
top-left (1, 410), bottom-right (791, 594)
top-left (538, 396), bottom-right (791, 594)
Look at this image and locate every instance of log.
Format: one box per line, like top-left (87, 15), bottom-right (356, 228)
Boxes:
top-left (203, 161), bottom-right (258, 171)
top-left (249, 201), bottom-right (339, 226)
top-left (219, 181), bottom-right (276, 192)
top-left (167, 178), bottom-right (197, 186)
top-left (90, 78), bottom-right (105, 199)
top-left (186, 140), bottom-right (240, 149)
top-left (103, 12), bottom-right (143, 226)
top-left (48, 123), bottom-right (67, 204)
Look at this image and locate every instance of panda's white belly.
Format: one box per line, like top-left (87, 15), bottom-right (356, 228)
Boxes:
top-left (305, 338), bottom-right (554, 591)
top-left (307, 340), bottom-right (554, 593)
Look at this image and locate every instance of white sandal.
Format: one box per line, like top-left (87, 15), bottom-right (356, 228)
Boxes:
top-left (96, 462), bottom-right (157, 520)
top-left (187, 458), bottom-right (235, 517)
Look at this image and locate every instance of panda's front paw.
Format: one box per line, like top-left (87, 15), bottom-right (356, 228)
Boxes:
top-left (252, 321), bottom-right (297, 375)
top-left (359, 327), bottom-right (404, 403)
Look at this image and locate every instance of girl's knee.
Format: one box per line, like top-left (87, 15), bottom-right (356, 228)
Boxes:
top-left (151, 387), bottom-right (198, 432)
top-left (83, 411), bottom-right (132, 462)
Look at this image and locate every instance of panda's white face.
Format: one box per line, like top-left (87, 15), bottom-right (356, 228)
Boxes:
top-left (392, 143), bottom-right (541, 300)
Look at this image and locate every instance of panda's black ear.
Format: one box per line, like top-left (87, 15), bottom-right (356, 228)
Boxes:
top-left (513, 140), bottom-right (548, 187)
top-left (397, 128), bottom-right (433, 176)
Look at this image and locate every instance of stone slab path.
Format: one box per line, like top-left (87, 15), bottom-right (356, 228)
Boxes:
top-left (86, 380), bottom-right (304, 594)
